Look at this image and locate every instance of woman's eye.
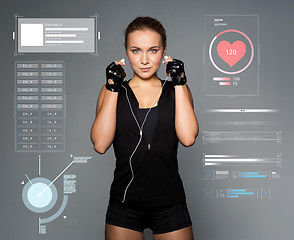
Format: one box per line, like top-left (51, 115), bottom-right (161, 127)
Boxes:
top-left (150, 49), bottom-right (158, 53)
top-left (132, 49), bottom-right (139, 53)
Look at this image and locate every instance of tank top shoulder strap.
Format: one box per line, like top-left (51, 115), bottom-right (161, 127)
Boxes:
top-left (159, 79), bottom-right (175, 100)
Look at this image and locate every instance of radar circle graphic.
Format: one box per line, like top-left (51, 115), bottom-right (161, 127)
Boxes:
top-left (22, 177), bottom-right (58, 213)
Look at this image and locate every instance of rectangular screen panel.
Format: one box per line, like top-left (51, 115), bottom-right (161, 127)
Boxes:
top-left (205, 15), bottom-right (259, 96)
top-left (17, 18), bottom-right (96, 53)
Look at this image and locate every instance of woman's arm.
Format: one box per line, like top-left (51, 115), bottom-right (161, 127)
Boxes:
top-left (174, 83), bottom-right (199, 146)
top-left (163, 57), bottom-right (199, 146)
top-left (90, 85), bottom-right (118, 154)
top-left (91, 60), bottom-right (125, 154)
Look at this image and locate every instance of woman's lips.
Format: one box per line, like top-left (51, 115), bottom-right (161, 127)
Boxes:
top-left (140, 67), bottom-right (151, 72)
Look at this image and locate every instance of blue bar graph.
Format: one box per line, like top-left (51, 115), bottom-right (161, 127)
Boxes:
top-left (238, 172), bottom-right (268, 178)
top-left (226, 189), bottom-right (257, 199)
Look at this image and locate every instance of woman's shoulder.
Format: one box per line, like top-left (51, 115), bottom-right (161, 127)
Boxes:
top-left (158, 79), bottom-right (174, 100)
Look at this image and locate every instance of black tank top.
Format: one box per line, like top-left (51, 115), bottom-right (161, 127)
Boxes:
top-left (138, 106), bottom-right (158, 146)
top-left (109, 79), bottom-right (186, 207)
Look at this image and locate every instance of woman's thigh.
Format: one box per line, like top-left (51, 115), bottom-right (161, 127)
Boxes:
top-left (105, 223), bottom-right (144, 240)
top-left (153, 225), bottom-right (194, 240)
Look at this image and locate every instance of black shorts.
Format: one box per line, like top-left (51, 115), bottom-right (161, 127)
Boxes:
top-left (105, 198), bottom-right (192, 234)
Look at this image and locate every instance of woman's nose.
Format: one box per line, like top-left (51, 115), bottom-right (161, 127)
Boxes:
top-left (141, 52), bottom-right (149, 64)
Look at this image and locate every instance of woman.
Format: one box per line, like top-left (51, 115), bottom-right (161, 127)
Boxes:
top-left (91, 16), bottom-right (198, 240)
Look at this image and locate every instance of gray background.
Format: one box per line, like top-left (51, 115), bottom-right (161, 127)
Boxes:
top-left (1, 0), bottom-right (294, 239)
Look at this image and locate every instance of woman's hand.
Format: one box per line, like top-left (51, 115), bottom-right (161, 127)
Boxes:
top-left (105, 59), bottom-right (126, 92)
top-left (163, 56), bottom-right (187, 86)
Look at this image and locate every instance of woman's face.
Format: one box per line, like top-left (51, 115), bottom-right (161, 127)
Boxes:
top-left (125, 29), bottom-right (166, 80)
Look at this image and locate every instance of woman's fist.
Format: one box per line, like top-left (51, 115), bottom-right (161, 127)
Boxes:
top-left (105, 60), bottom-right (126, 92)
top-left (165, 58), bottom-right (187, 86)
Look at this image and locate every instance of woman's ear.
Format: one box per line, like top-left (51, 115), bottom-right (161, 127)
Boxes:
top-left (162, 47), bottom-right (167, 58)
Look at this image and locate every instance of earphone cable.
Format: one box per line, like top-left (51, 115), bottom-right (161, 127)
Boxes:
top-left (121, 76), bottom-right (168, 203)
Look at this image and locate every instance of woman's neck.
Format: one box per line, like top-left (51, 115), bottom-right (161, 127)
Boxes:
top-left (130, 73), bottom-right (161, 88)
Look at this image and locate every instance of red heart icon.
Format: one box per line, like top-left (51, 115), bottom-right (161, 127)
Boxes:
top-left (217, 41), bottom-right (246, 67)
